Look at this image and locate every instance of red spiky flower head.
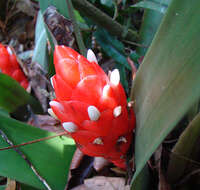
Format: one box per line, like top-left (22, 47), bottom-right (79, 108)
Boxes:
top-left (0, 43), bottom-right (29, 89)
top-left (49, 45), bottom-right (136, 169)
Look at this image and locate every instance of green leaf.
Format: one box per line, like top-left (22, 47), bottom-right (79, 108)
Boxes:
top-left (32, 11), bottom-right (49, 72)
top-left (135, 0), bottom-right (170, 56)
top-left (0, 185), bottom-right (6, 190)
top-left (0, 109), bottom-right (9, 117)
top-left (131, 165), bottom-right (149, 190)
top-left (0, 74), bottom-right (42, 113)
top-left (37, 0), bottom-right (69, 18)
top-left (131, 1), bottom-right (168, 14)
top-left (100, 0), bottom-right (113, 7)
top-left (131, 0), bottom-right (200, 187)
top-left (167, 112), bottom-right (200, 183)
top-left (0, 114), bottom-right (76, 189)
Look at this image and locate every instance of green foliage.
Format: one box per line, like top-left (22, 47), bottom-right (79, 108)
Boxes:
top-left (32, 11), bottom-right (49, 72)
top-left (0, 74), bottom-right (42, 114)
top-left (131, 0), bottom-right (168, 14)
top-left (94, 28), bottom-right (130, 91)
top-left (135, 0), bottom-right (170, 56)
top-left (167, 112), bottom-right (200, 183)
top-left (131, 0), bottom-right (200, 187)
top-left (36, 0), bottom-right (69, 18)
top-left (0, 113), bottom-right (76, 189)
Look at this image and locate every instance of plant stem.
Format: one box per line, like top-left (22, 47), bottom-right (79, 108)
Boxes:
top-left (72, 0), bottom-right (138, 42)
top-left (66, 0), bottom-right (86, 56)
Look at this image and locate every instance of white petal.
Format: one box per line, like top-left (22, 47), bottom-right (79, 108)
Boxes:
top-left (49, 101), bottom-right (62, 109)
top-left (87, 49), bottom-right (98, 64)
top-left (7, 46), bottom-right (12, 55)
top-left (110, 69), bottom-right (120, 85)
top-left (93, 137), bottom-right (104, 145)
top-left (117, 136), bottom-right (127, 143)
top-left (88, 105), bottom-right (100, 121)
top-left (48, 108), bottom-right (59, 120)
top-left (50, 77), bottom-right (54, 88)
top-left (113, 106), bottom-right (122, 117)
top-left (62, 122), bottom-right (78, 133)
top-left (102, 84), bottom-right (110, 98)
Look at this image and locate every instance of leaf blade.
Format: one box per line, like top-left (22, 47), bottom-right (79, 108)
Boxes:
top-left (131, 0), bottom-right (200, 187)
top-left (0, 74), bottom-right (42, 113)
top-left (0, 114), bottom-right (76, 189)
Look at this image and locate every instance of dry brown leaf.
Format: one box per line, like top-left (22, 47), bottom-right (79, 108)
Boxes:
top-left (72, 176), bottom-right (129, 190)
top-left (43, 6), bottom-right (75, 47)
top-left (28, 114), bottom-right (64, 133)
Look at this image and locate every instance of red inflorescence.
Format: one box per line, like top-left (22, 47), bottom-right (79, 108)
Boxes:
top-left (49, 45), bottom-right (136, 169)
top-left (0, 43), bottom-right (29, 89)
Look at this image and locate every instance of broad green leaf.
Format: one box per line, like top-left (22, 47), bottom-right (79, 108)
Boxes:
top-left (32, 11), bottom-right (49, 72)
top-left (0, 185), bottom-right (6, 190)
top-left (167, 112), bottom-right (200, 183)
top-left (131, 165), bottom-right (149, 190)
top-left (0, 114), bottom-right (76, 189)
top-left (131, 0), bottom-right (200, 187)
top-left (131, 1), bottom-right (168, 14)
top-left (0, 74), bottom-right (42, 113)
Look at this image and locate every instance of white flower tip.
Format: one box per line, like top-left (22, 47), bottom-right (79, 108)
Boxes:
top-left (117, 136), bottom-right (127, 143)
top-left (88, 105), bottom-right (100, 121)
top-left (113, 106), bottom-right (122, 117)
top-left (110, 69), bottom-right (120, 86)
top-left (62, 122), bottom-right (78, 133)
top-left (48, 108), bottom-right (59, 120)
top-left (7, 46), bottom-right (13, 55)
top-left (87, 49), bottom-right (98, 64)
top-left (50, 77), bottom-right (54, 89)
top-left (102, 85), bottom-right (110, 98)
top-left (93, 137), bottom-right (104, 145)
top-left (49, 101), bottom-right (61, 109)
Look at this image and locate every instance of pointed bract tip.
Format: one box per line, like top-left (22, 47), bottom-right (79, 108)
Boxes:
top-left (7, 46), bottom-right (12, 55)
top-left (102, 84), bottom-right (110, 97)
top-left (62, 122), bottom-right (78, 133)
top-left (93, 137), bottom-right (104, 145)
top-left (110, 69), bottom-right (120, 85)
top-left (88, 105), bottom-right (100, 121)
top-left (49, 101), bottom-right (62, 109)
top-left (87, 49), bottom-right (98, 64)
top-left (117, 136), bottom-right (127, 143)
top-left (48, 108), bottom-right (59, 120)
top-left (113, 106), bottom-right (122, 117)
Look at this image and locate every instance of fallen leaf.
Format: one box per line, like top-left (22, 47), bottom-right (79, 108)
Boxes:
top-left (72, 176), bottom-right (129, 190)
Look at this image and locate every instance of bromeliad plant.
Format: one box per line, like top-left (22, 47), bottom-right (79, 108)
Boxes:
top-left (49, 45), bottom-right (136, 169)
top-left (0, 43), bottom-right (29, 89)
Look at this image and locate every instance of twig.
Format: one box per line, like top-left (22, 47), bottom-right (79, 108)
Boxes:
top-left (66, 0), bottom-right (86, 56)
top-left (0, 131), bottom-right (67, 151)
top-left (122, 40), bottom-right (148, 48)
top-left (0, 129), bottom-right (55, 190)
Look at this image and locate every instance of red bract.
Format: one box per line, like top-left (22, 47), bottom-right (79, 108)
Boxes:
top-left (49, 45), bottom-right (136, 169)
top-left (0, 43), bottom-right (29, 89)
